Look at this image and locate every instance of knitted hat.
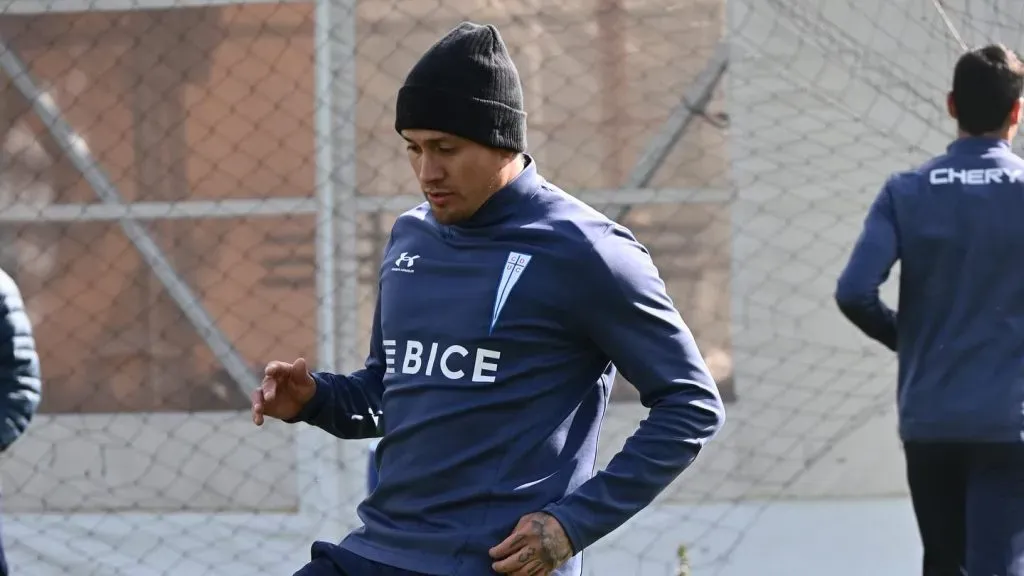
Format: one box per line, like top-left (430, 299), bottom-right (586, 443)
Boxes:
top-left (395, 22), bottom-right (527, 152)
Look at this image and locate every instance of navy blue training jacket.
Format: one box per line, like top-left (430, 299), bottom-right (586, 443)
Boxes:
top-left (837, 136), bottom-right (1024, 442)
top-left (291, 156), bottom-right (726, 575)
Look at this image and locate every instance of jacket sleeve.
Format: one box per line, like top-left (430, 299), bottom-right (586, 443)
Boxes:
top-left (541, 225), bottom-right (726, 553)
top-left (283, 235), bottom-right (393, 440)
top-left (0, 270), bottom-right (41, 451)
top-left (835, 183), bottom-right (900, 351)
top-left (284, 289), bottom-right (386, 439)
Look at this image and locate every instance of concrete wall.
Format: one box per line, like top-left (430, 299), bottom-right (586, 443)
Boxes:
top-left (4, 496), bottom-right (925, 575)
top-left (717, 0), bottom-right (1024, 504)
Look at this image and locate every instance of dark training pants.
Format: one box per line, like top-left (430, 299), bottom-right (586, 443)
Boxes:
top-left (292, 542), bottom-right (432, 576)
top-left (904, 441), bottom-right (1024, 576)
top-left (0, 510), bottom-right (8, 576)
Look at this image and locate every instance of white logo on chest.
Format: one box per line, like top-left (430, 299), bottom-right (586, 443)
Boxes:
top-left (392, 252), bottom-right (420, 273)
top-left (383, 339), bottom-right (500, 383)
top-left (490, 251), bottom-right (532, 333)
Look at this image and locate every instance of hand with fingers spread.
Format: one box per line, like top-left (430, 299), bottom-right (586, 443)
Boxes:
top-left (489, 512), bottom-right (574, 575)
top-left (251, 357), bottom-right (317, 425)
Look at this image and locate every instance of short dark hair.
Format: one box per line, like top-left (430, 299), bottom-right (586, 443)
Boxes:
top-left (952, 44), bottom-right (1024, 135)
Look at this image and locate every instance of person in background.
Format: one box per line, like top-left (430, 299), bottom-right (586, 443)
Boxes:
top-left (0, 265), bottom-right (42, 576)
top-left (836, 43), bottom-right (1024, 576)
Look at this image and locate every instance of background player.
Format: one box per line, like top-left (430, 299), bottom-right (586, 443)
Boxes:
top-left (836, 43), bottom-right (1024, 576)
top-left (0, 265), bottom-right (42, 576)
top-left (252, 20), bottom-right (725, 576)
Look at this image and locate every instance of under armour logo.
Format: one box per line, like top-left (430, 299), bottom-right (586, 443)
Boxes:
top-left (394, 252), bottom-right (420, 268)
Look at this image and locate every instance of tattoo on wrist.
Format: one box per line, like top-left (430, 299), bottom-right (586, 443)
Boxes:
top-left (534, 516), bottom-right (572, 566)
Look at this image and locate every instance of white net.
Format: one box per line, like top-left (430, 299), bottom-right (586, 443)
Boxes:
top-left (0, 0), bottom-right (1015, 574)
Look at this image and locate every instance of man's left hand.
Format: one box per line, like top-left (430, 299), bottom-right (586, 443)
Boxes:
top-left (489, 512), bottom-right (574, 575)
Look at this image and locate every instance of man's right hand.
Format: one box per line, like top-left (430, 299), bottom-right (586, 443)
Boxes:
top-left (251, 357), bottom-right (317, 425)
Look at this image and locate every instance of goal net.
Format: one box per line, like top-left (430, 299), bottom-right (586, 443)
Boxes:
top-left (0, 0), bottom-right (1002, 574)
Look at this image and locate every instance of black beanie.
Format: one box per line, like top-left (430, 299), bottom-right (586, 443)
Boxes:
top-left (395, 22), bottom-right (527, 152)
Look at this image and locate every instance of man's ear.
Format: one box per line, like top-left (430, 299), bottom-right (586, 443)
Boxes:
top-left (1009, 97), bottom-right (1023, 127)
top-left (947, 91), bottom-right (958, 120)
top-left (497, 150), bottom-right (522, 167)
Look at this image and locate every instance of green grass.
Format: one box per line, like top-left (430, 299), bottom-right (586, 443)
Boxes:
top-left (677, 544), bottom-right (690, 576)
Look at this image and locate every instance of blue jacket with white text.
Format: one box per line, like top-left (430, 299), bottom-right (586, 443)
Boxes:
top-left (291, 156), bottom-right (726, 575)
top-left (837, 136), bottom-right (1024, 443)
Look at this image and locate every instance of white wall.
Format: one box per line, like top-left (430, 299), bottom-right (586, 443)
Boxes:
top-left (724, 0), bottom-right (968, 504)
top-left (2, 495), bottom-right (923, 575)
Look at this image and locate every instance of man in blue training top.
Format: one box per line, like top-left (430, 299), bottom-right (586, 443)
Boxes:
top-left (252, 21), bottom-right (725, 576)
top-left (836, 43), bottom-right (1024, 576)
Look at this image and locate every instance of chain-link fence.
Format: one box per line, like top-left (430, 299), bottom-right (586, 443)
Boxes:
top-left (0, 0), bottom-right (1015, 574)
